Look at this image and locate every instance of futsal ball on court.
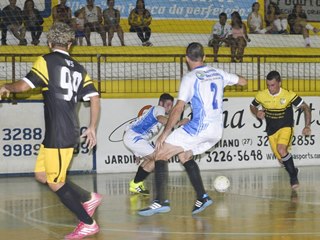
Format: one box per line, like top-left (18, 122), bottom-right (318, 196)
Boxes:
top-left (213, 176), bottom-right (230, 193)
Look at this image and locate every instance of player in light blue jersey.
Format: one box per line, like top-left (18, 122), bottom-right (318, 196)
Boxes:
top-left (138, 42), bottom-right (247, 216)
top-left (124, 93), bottom-right (181, 195)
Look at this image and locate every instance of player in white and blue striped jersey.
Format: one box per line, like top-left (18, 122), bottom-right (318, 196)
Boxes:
top-left (124, 93), bottom-right (175, 195)
top-left (138, 42), bottom-right (247, 216)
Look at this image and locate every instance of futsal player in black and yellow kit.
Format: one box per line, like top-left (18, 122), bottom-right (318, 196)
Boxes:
top-left (0, 23), bottom-right (102, 239)
top-left (250, 70), bottom-right (311, 190)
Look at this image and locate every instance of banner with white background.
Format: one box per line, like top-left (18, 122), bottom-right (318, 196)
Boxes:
top-left (0, 101), bottom-right (94, 174)
top-left (97, 97), bottom-right (320, 173)
top-left (1, 97), bottom-right (319, 175)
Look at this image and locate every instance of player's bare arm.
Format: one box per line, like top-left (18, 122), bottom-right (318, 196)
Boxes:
top-left (81, 95), bottom-right (100, 149)
top-left (157, 115), bottom-right (189, 127)
top-left (156, 100), bottom-right (185, 150)
top-left (299, 102), bottom-right (311, 135)
top-left (250, 104), bottom-right (265, 120)
top-left (237, 76), bottom-right (248, 86)
top-left (176, 118), bottom-right (189, 127)
top-left (157, 115), bottom-right (169, 125)
top-left (0, 80), bottom-right (31, 100)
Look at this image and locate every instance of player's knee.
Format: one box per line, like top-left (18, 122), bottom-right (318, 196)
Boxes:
top-left (179, 152), bottom-right (193, 164)
top-left (155, 153), bottom-right (164, 160)
top-left (142, 161), bottom-right (155, 172)
top-left (277, 147), bottom-right (288, 158)
top-left (34, 172), bottom-right (47, 184)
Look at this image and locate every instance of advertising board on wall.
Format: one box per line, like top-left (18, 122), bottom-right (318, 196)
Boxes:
top-left (1, 97), bottom-right (319, 175)
top-left (97, 97), bottom-right (320, 173)
top-left (67, 0), bottom-right (254, 20)
top-left (1, 0), bottom-right (254, 21)
top-left (0, 102), bottom-right (94, 174)
top-left (3, 0), bottom-right (320, 26)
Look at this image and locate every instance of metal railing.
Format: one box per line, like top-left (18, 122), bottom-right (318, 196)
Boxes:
top-left (1, 53), bottom-right (320, 97)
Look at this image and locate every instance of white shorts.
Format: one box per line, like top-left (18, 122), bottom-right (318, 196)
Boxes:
top-left (123, 129), bottom-right (154, 158)
top-left (165, 124), bottom-right (223, 155)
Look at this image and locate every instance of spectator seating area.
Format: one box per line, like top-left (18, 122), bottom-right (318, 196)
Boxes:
top-left (4, 30), bottom-right (320, 48)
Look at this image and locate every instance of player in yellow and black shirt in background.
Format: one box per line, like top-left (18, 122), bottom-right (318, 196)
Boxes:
top-left (250, 70), bottom-right (311, 190)
top-left (0, 22), bottom-right (101, 239)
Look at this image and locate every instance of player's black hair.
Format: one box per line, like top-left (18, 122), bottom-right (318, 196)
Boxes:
top-left (186, 42), bottom-right (204, 62)
top-left (159, 93), bottom-right (174, 103)
top-left (266, 70), bottom-right (281, 82)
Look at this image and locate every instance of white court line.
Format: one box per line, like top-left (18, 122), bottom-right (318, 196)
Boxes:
top-left (0, 207), bottom-right (63, 239)
top-left (26, 203), bottom-right (75, 228)
top-left (24, 203), bottom-right (320, 237)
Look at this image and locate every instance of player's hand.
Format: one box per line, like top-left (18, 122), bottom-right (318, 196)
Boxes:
top-left (155, 133), bottom-right (166, 151)
top-left (177, 118), bottom-right (189, 127)
top-left (81, 127), bottom-right (97, 150)
top-left (302, 126), bottom-right (311, 136)
top-left (256, 110), bottom-right (265, 120)
top-left (0, 85), bottom-right (10, 100)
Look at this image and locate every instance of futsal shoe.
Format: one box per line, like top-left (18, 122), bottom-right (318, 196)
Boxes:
top-left (192, 194), bottom-right (213, 215)
top-left (129, 180), bottom-right (150, 195)
top-left (82, 192), bottom-right (103, 217)
top-left (65, 220), bottom-right (99, 239)
top-left (138, 200), bottom-right (171, 216)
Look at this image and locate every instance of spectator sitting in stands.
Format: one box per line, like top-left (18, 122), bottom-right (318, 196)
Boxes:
top-left (23, 0), bottom-right (43, 46)
top-left (208, 12), bottom-right (232, 62)
top-left (2, 0), bottom-right (27, 46)
top-left (72, 9), bottom-right (85, 46)
top-left (52, 0), bottom-right (72, 26)
top-left (248, 2), bottom-right (271, 34)
top-left (288, 3), bottom-right (319, 47)
top-left (103, 0), bottom-right (125, 46)
top-left (80, 0), bottom-right (106, 46)
top-left (128, 0), bottom-right (152, 46)
top-left (265, 2), bottom-right (288, 34)
top-left (230, 11), bottom-right (250, 63)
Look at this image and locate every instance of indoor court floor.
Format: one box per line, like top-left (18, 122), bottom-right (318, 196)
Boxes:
top-left (1, 166), bottom-right (320, 240)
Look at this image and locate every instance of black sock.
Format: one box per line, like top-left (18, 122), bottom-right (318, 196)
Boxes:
top-left (282, 153), bottom-right (297, 180)
top-left (134, 166), bottom-right (150, 183)
top-left (67, 180), bottom-right (91, 203)
top-left (55, 183), bottom-right (93, 225)
top-left (183, 159), bottom-right (206, 199)
top-left (154, 160), bottom-right (168, 204)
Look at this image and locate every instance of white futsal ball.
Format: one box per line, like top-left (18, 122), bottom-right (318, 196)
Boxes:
top-left (213, 176), bottom-right (230, 193)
